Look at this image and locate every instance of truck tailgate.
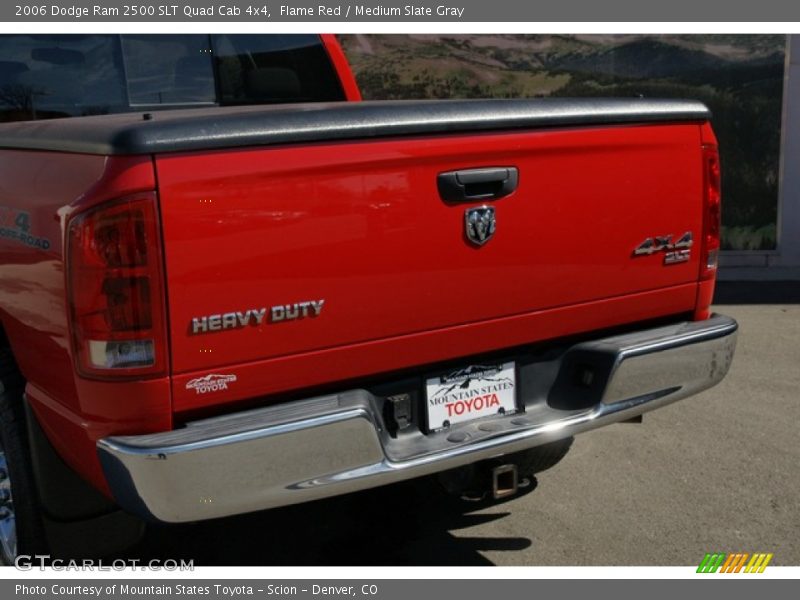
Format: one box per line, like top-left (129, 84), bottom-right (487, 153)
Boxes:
top-left (158, 123), bottom-right (702, 388)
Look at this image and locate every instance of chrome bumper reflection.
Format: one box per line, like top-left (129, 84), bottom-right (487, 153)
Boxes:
top-left (98, 314), bottom-right (737, 523)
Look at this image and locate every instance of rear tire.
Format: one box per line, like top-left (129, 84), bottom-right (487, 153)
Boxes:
top-left (0, 347), bottom-right (47, 564)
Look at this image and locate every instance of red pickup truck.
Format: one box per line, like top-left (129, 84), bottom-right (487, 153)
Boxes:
top-left (0, 34), bottom-right (737, 561)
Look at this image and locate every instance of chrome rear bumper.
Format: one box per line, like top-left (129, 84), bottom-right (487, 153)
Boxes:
top-left (98, 314), bottom-right (737, 523)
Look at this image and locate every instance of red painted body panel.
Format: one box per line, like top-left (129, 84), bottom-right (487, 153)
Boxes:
top-left (320, 34), bottom-right (362, 101)
top-left (0, 152), bottom-right (171, 494)
top-left (172, 283), bottom-right (698, 414)
top-left (156, 122), bottom-right (704, 413)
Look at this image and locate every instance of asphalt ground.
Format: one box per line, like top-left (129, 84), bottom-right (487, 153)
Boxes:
top-left (126, 283), bottom-right (800, 566)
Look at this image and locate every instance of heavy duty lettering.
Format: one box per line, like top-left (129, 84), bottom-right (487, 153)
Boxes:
top-left (191, 300), bottom-right (325, 333)
top-left (192, 308), bottom-right (266, 334)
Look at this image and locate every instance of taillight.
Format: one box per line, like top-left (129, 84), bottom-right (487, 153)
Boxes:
top-left (700, 144), bottom-right (721, 281)
top-left (67, 193), bottom-right (167, 379)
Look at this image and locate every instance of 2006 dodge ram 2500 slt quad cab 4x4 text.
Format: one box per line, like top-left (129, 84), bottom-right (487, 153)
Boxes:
top-left (0, 34), bottom-right (737, 560)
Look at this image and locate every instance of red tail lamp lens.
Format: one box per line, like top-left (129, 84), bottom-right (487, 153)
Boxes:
top-left (701, 146), bottom-right (721, 280)
top-left (67, 193), bottom-right (167, 378)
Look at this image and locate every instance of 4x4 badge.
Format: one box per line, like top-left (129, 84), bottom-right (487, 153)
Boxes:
top-left (465, 206), bottom-right (496, 246)
top-left (633, 231), bottom-right (693, 264)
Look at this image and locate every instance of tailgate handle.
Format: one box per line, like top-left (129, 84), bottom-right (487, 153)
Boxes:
top-left (437, 167), bottom-right (519, 202)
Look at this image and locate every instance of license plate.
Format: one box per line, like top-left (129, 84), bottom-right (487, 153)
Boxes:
top-left (425, 362), bottom-right (517, 431)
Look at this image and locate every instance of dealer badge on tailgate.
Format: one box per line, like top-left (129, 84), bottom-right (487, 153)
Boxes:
top-left (426, 362), bottom-right (517, 431)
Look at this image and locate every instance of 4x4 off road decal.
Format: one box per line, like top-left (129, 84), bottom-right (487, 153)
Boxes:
top-left (0, 207), bottom-right (51, 250)
top-left (185, 373), bottom-right (237, 395)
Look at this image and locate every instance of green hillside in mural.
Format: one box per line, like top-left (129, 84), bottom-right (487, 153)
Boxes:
top-left (339, 35), bottom-right (786, 251)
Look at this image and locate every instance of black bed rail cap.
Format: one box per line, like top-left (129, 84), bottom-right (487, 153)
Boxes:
top-left (0, 98), bottom-right (711, 156)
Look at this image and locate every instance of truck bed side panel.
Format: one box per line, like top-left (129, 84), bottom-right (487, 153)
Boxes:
top-left (0, 151), bottom-right (172, 493)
